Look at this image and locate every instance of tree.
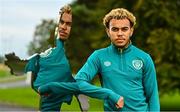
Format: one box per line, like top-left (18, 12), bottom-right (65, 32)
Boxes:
top-left (133, 0), bottom-right (180, 94)
top-left (27, 19), bottom-right (56, 55)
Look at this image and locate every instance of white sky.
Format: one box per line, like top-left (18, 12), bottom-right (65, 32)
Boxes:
top-left (0, 0), bottom-right (74, 59)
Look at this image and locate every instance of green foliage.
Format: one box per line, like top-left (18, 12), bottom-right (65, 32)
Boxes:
top-left (66, 4), bottom-right (107, 72)
top-left (139, 1), bottom-right (180, 94)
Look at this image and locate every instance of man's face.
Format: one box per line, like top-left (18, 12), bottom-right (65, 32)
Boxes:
top-left (106, 18), bottom-right (133, 48)
top-left (58, 13), bottom-right (72, 40)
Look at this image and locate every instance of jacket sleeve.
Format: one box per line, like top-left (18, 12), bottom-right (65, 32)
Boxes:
top-left (77, 80), bottom-right (121, 104)
top-left (38, 82), bottom-right (78, 95)
top-left (75, 51), bottom-right (121, 104)
top-left (39, 81), bottom-right (121, 105)
top-left (24, 54), bottom-right (39, 77)
top-left (75, 51), bottom-right (99, 82)
top-left (143, 54), bottom-right (160, 111)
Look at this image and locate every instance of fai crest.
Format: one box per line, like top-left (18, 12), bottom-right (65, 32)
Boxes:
top-left (132, 60), bottom-right (143, 70)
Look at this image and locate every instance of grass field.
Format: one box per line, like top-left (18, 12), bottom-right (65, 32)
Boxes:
top-left (0, 87), bottom-right (39, 108)
top-left (0, 87), bottom-right (180, 111)
top-left (160, 92), bottom-right (180, 111)
top-left (0, 87), bottom-right (103, 111)
top-left (0, 64), bottom-right (11, 78)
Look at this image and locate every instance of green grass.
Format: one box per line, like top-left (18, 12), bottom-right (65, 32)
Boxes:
top-left (0, 69), bottom-right (11, 78)
top-left (160, 92), bottom-right (180, 111)
top-left (0, 87), bottom-right (39, 108)
top-left (0, 87), bottom-right (103, 111)
top-left (1, 87), bottom-right (180, 111)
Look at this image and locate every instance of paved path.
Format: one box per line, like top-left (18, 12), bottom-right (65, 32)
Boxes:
top-left (0, 80), bottom-right (29, 89)
top-left (0, 103), bottom-right (37, 111)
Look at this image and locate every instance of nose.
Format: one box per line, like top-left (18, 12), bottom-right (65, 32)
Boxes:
top-left (117, 30), bottom-right (123, 36)
top-left (60, 23), bottom-right (67, 30)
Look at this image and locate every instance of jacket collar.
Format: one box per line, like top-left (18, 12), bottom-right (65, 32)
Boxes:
top-left (110, 41), bottom-right (132, 54)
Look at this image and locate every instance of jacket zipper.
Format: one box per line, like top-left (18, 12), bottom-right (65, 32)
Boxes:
top-left (119, 49), bottom-right (124, 71)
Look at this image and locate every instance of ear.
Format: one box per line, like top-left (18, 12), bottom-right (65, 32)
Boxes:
top-left (130, 28), bottom-right (134, 37)
top-left (106, 28), bottom-right (110, 37)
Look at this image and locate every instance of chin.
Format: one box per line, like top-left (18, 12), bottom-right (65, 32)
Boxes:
top-left (60, 36), bottom-right (68, 40)
top-left (115, 44), bottom-right (125, 48)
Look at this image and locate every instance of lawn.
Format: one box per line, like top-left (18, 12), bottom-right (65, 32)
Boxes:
top-left (0, 87), bottom-right (39, 108)
top-left (0, 87), bottom-right (180, 111)
top-left (0, 64), bottom-right (11, 78)
top-left (160, 92), bottom-right (180, 111)
top-left (0, 87), bottom-right (103, 111)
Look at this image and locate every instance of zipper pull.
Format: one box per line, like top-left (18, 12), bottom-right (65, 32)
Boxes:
top-left (118, 48), bottom-right (123, 53)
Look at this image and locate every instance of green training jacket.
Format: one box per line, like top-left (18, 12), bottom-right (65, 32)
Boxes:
top-left (25, 38), bottom-right (75, 104)
top-left (75, 43), bottom-right (160, 111)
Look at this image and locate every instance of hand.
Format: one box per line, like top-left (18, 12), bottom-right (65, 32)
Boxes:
top-left (38, 87), bottom-right (49, 97)
top-left (116, 96), bottom-right (124, 109)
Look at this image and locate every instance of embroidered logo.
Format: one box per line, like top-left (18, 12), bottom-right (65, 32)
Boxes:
top-left (104, 61), bottom-right (111, 67)
top-left (132, 59), bottom-right (143, 70)
top-left (40, 48), bottom-right (53, 57)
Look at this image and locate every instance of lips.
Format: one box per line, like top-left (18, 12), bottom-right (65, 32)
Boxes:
top-left (59, 31), bottom-right (67, 37)
top-left (116, 38), bottom-right (125, 42)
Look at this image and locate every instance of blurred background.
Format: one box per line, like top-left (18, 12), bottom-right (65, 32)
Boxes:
top-left (0, 0), bottom-right (180, 111)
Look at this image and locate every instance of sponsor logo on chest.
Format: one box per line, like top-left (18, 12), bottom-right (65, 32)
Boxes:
top-left (104, 61), bottom-right (111, 67)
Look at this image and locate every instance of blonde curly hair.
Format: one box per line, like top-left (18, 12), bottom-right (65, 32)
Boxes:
top-left (59, 5), bottom-right (72, 16)
top-left (103, 8), bottom-right (136, 29)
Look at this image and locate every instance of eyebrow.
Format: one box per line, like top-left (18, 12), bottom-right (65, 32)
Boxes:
top-left (60, 19), bottom-right (72, 23)
top-left (111, 26), bottom-right (129, 29)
